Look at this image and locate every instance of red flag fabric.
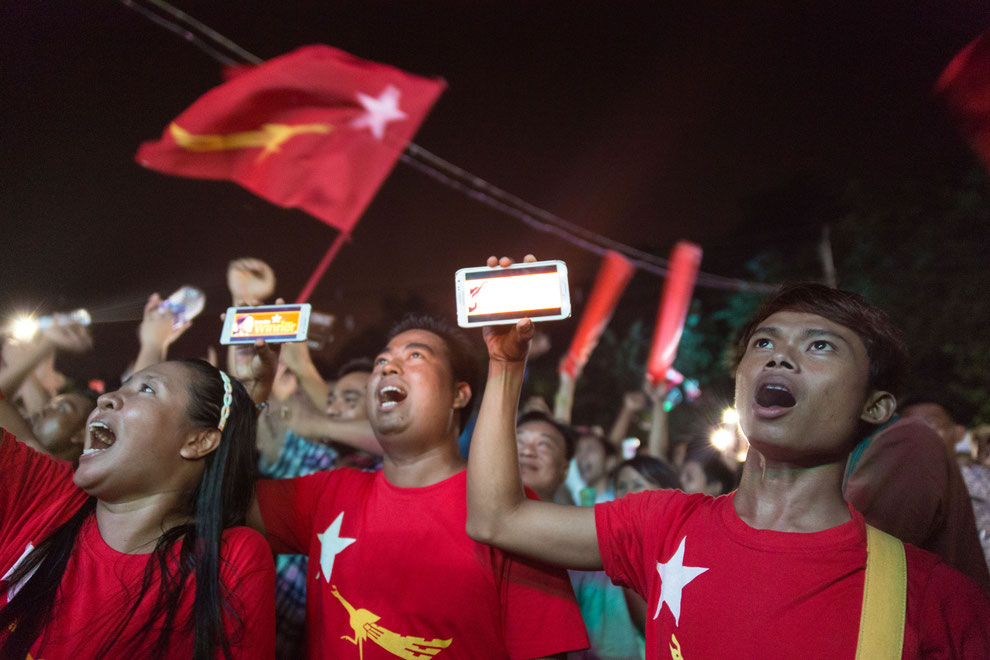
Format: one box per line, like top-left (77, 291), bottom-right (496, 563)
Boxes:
top-left (646, 241), bottom-right (702, 388)
top-left (936, 31), bottom-right (990, 173)
top-left (136, 45), bottom-right (445, 233)
top-left (559, 250), bottom-right (635, 379)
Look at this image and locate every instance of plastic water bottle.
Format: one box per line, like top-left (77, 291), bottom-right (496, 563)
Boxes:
top-left (159, 286), bottom-right (205, 329)
top-left (37, 309), bottom-right (92, 330)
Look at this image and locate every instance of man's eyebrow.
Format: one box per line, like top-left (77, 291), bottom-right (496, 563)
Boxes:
top-left (752, 326), bottom-right (781, 337)
top-left (403, 342), bottom-right (437, 355)
top-left (802, 328), bottom-right (852, 346)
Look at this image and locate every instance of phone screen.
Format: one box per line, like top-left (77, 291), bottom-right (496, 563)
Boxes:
top-left (221, 304), bottom-right (311, 344)
top-left (456, 261), bottom-right (570, 327)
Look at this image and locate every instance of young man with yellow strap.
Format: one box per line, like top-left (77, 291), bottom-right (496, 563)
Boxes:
top-left (466, 266), bottom-right (990, 659)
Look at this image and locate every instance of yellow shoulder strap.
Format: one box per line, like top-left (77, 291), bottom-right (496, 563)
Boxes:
top-left (856, 524), bottom-right (907, 659)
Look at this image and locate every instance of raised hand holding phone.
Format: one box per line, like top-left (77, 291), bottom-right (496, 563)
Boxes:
top-left (477, 255), bottom-right (540, 364)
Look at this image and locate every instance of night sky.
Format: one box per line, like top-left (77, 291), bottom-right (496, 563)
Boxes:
top-left (2, 1), bottom-right (988, 383)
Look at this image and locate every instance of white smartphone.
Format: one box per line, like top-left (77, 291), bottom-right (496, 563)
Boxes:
top-left (455, 260), bottom-right (571, 328)
top-left (220, 304), bottom-right (312, 345)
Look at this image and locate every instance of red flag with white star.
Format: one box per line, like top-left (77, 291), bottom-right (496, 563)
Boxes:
top-left (136, 45), bottom-right (445, 233)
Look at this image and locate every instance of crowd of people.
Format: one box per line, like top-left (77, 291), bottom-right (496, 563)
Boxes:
top-left (0, 254), bottom-right (988, 659)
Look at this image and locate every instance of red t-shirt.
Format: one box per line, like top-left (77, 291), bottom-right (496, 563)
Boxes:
top-left (257, 468), bottom-right (589, 659)
top-left (596, 489), bottom-right (990, 659)
top-left (0, 429), bottom-right (275, 659)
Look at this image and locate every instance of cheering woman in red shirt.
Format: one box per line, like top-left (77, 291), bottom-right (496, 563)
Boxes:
top-left (0, 359), bottom-right (275, 659)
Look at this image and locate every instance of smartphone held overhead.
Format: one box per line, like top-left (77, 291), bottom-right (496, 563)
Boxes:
top-left (455, 260), bottom-right (571, 328)
top-left (220, 304), bottom-right (312, 344)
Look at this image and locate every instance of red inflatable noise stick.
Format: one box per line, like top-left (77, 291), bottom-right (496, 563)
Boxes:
top-left (559, 250), bottom-right (635, 379)
top-left (646, 241), bottom-right (702, 388)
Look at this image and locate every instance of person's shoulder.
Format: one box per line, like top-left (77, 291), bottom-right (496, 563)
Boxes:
top-left (600, 488), bottom-right (711, 521)
top-left (873, 417), bottom-right (943, 448)
top-left (331, 466), bottom-right (380, 486)
top-left (220, 526), bottom-right (276, 571)
top-left (906, 542), bottom-right (989, 606)
top-left (858, 417), bottom-right (948, 467)
top-left (271, 465), bottom-right (374, 490)
top-left (608, 487), bottom-right (708, 508)
top-left (905, 543), bottom-right (990, 648)
top-left (222, 525), bottom-right (275, 554)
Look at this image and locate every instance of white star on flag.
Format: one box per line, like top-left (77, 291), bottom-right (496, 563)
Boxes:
top-left (351, 85), bottom-right (407, 140)
top-left (271, 314), bottom-right (282, 323)
top-left (317, 512), bottom-right (356, 584)
top-left (654, 536), bottom-right (708, 626)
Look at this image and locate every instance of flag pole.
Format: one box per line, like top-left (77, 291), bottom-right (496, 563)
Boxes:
top-left (296, 231), bottom-right (350, 303)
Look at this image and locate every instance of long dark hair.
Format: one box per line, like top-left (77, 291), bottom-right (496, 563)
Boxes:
top-left (0, 359), bottom-right (258, 659)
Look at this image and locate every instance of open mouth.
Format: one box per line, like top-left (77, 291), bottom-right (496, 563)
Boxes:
top-left (378, 385), bottom-right (407, 410)
top-left (755, 384), bottom-right (796, 409)
top-left (83, 421), bottom-right (116, 456)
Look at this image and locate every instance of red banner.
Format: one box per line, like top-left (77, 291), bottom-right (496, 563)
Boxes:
top-left (646, 241), bottom-right (702, 387)
top-left (936, 31), bottom-right (990, 173)
top-left (136, 45), bottom-right (445, 233)
top-left (559, 250), bottom-right (635, 379)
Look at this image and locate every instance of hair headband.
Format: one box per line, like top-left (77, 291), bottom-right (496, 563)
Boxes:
top-left (217, 370), bottom-right (233, 432)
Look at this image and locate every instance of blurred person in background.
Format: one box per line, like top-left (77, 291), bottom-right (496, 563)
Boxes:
top-left (900, 398), bottom-right (990, 577)
top-left (570, 455), bottom-right (682, 660)
top-left (573, 428), bottom-right (617, 505)
top-left (0, 320), bottom-right (95, 465)
top-left (516, 410), bottom-right (575, 502)
top-left (844, 392), bottom-right (990, 594)
top-left (678, 441), bottom-right (736, 497)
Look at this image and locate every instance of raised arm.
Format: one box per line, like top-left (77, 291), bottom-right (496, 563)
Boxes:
top-left (0, 323), bottom-right (91, 451)
top-left (607, 390), bottom-right (647, 449)
top-left (261, 396), bottom-right (382, 456)
top-left (0, 323), bottom-right (91, 396)
top-left (279, 342), bottom-right (330, 411)
top-left (133, 293), bottom-right (193, 373)
top-left (466, 255), bottom-right (601, 570)
top-left (225, 257), bottom-right (277, 379)
top-left (229, 339), bottom-right (280, 406)
top-left (645, 382), bottom-right (669, 458)
top-left (286, 409), bottom-right (382, 455)
top-left (0, 395), bottom-right (42, 451)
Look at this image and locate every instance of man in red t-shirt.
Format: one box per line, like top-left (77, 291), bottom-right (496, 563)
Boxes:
top-left (248, 315), bottom-right (588, 659)
top-left (466, 260), bottom-right (990, 659)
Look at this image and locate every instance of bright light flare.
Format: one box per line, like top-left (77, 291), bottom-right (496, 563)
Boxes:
top-left (10, 316), bottom-right (39, 342)
top-left (721, 407), bottom-right (739, 425)
top-left (710, 427), bottom-right (734, 451)
top-left (735, 435), bottom-right (750, 463)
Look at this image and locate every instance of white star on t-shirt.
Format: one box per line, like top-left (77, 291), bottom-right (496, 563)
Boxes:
top-left (317, 512), bottom-right (356, 584)
top-left (351, 85), bottom-right (407, 140)
top-left (654, 536), bottom-right (708, 626)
